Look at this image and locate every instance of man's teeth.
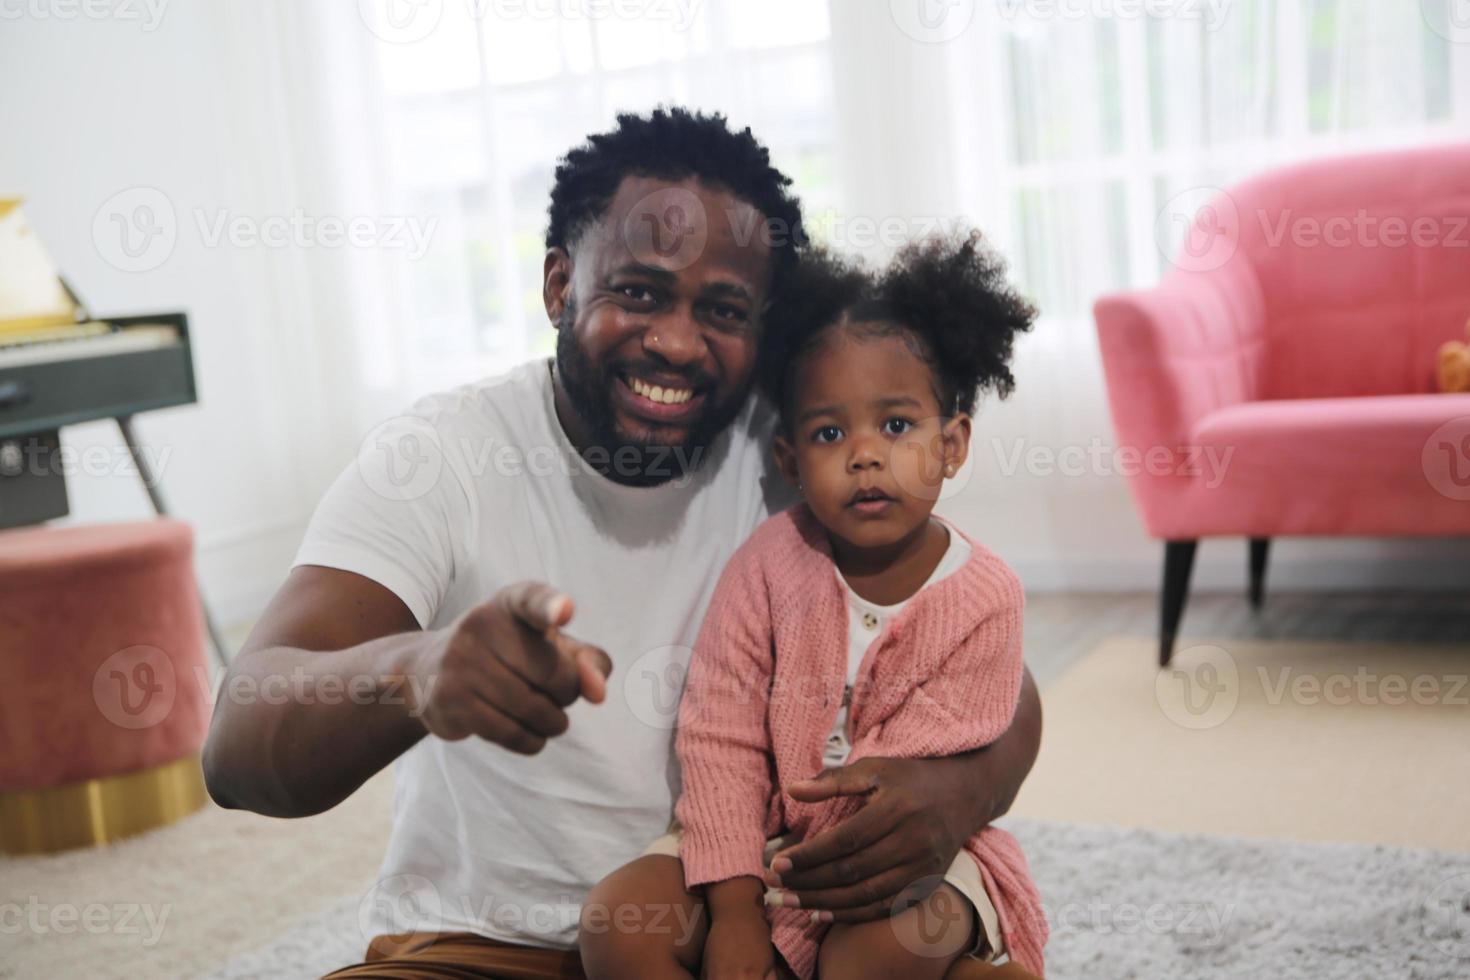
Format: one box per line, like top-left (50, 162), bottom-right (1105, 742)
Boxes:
top-left (628, 376), bottom-right (694, 405)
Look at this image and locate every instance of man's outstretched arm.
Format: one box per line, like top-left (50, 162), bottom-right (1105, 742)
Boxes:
top-left (763, 666), bottom-right (1043, 921)
top-left (202, 567), bottom-right (610, 819)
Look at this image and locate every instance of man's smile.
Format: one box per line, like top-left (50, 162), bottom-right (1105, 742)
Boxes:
top-left (614, 370), bottom-right (709, 424)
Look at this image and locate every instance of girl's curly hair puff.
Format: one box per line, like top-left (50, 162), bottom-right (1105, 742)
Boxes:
top-left (758, 229), bottom-right (1037, 425)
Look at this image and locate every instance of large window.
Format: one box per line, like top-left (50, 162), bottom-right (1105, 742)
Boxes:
top-left (952, 0), bottom-right (1469, 323)
top-left (361, 0), bottom-right (837, 394)
top-left (346, 0), bottom-right (1467, 400)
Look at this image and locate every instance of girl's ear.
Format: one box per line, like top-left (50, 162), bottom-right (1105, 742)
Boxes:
top-left (940, 413), bottom-right (973, 478)
top-left (772, 433), bottom-right (802, 490)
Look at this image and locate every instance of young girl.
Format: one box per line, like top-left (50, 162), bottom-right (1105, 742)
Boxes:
top-left (580, 232), bottom-right (1046, 980)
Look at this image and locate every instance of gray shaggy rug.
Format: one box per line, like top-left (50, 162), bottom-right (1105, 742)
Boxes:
top-left (202, 818), bottom-right (1470, 979)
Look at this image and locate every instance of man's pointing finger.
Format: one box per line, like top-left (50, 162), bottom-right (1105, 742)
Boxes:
top-left (499, 581), bottom-right (574, 634)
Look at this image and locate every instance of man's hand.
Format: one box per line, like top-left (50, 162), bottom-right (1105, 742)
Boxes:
top-left (761, 668), bottom-right (1041, 923)
top-left (403, 581), bottom-right (613, 753)
top-left (763, 756), bottom-right (986, 924)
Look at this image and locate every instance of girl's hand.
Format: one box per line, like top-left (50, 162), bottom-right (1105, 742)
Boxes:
top-left (702, 911), bottom-right (777, 980)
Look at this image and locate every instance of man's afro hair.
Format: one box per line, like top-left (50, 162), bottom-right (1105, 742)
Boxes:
top-left (758, 230), bottom-right (1037, 421)
top-left (546, 106), bottom-right (806, 286)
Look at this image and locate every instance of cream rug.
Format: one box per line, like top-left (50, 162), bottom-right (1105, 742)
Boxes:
top-left (5, 636), bottom-right (1467, 978)
top-left (0, 768), bottom-right (394, 980)
top-left (1010, 636), bottom-right (1470, 852)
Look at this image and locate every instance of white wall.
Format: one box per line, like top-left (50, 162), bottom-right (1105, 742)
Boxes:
top-left (0, 3), bottom-right (359, 627)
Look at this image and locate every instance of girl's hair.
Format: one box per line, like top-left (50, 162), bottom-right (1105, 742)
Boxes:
top-left (758, 230), bottom-right (1037, 425)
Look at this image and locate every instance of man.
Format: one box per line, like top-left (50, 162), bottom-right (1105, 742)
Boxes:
top-left (203, 108), bottom-right (1042, 979)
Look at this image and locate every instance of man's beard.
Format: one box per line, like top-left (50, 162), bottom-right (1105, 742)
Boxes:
top-left (554, 302), bottom-right (747, 487)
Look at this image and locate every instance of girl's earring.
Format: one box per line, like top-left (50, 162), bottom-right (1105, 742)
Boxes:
top-left (944, 463), bottom-right (956, 477)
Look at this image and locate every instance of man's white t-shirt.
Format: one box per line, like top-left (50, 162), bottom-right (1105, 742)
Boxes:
top-left (293, 357), bottom-right (795, 948)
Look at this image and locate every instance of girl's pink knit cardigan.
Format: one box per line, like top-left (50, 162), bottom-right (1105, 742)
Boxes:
top-left (674, 503), bottom-right (1047, 978)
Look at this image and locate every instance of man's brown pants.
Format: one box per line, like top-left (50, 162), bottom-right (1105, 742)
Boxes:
top-left (324, 931), bottom-right (1043, 979)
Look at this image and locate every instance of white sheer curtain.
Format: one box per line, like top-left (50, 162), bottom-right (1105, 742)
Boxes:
top-left (832, 0), bottom-right (1470, 583)
top-left (259, 0), bottom-right (1470, 586)
top-left (952, 0), bottom-right (1467, 325)
top-left (300, 0), bottom-right (840, 423)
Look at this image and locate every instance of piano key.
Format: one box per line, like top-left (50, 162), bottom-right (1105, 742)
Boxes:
top-left (0, 324), bottom-right (181, 369)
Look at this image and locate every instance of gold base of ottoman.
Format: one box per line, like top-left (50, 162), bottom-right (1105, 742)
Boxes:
top-left (0, 753), bottom-right (208, 855)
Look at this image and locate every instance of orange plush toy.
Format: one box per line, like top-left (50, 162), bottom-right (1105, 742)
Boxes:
top-left (1438, 318), bottom-right (1470, 393)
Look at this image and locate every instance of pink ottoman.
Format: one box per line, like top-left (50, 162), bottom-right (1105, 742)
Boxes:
top-left (0, 519), bottom-right (211, 853)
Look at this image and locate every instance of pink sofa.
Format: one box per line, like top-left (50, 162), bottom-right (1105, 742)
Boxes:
top-left (1095, 144), bottom-right (1470, 665)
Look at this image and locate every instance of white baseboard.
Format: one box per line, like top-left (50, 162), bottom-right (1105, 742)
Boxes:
top-left (1015, 545), bottom-right (1470, 594)
top-left (188, 516), bottom-right (1470, 630)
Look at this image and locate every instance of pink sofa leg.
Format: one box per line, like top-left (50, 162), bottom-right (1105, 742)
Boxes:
top-left (1249, 538), bottom-right (1271, 610)
top-left (1160, 540), bottom-right (1198, 667)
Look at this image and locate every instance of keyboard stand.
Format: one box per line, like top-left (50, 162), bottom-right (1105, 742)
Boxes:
top-left (117, 413), bottom-right (231, 671)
